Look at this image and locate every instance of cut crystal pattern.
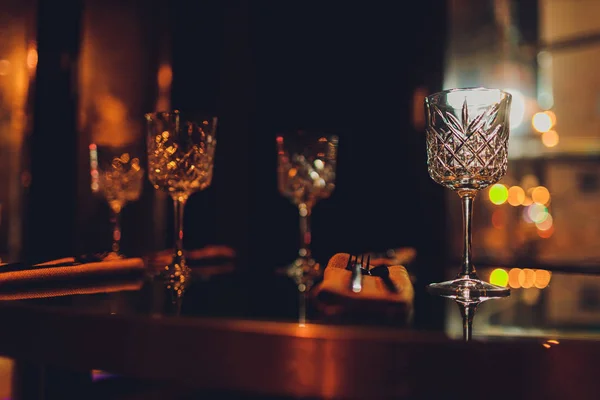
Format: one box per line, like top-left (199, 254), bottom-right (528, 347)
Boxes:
top-left (426, 97), bottom-right (510, 191)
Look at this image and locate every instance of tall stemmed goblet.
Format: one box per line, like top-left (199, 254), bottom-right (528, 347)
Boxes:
top-left (89, 143), bottom-right (144, 257)
top-left (145, 111), bottom-right (217, 284)
top-left (425, 88), bottom-right (512, 340)
top-left (276, 131), bottom-right (339, 288)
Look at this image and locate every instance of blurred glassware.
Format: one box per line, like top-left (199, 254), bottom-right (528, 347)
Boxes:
top-left (276, 130), bottom-right (339, 288)
top-left (90, 143), bottom-right (144, 257)
top-left (145, 110), bottom-right (217, 283)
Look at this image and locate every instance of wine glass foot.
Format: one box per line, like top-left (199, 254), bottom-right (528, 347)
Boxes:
top-left (104, 251), bottom-right (125, 260)
top-left (427, 277), bottom-right (510, 303)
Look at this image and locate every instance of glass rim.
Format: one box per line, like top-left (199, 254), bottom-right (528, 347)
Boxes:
top-left (144, 109), bottom-right (179, 121)
top-left (426, 87), bottom-right (512, 104)
top-left (275, 130), bottom-right (339, 139)
top-left (144, 110), bottom-right (218, 123)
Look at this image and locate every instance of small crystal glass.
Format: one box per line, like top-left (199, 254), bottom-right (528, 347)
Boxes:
top-left (276, 130), bottom-right (339, 287)
top-left (89, 143), bottom-right (144, 256)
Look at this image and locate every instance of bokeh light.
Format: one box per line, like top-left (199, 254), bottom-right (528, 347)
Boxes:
top-left (544, 110), bottom-right (557, 126)
top-left (542, 130), bottom-right (559, 147)
top-left (507, 268), bottom-right (552, 289)
top-left (27, 46), bottom-right (38, 70)
top-left (531, 186), bottom-right (550, 205)
top-left (489, 268), bottom-right (509, 287)
top-left (508, 268), bottom-right (521, 288)
top-left (519, 268), bottom-right (536, 289)
top-left (488, 184), bottom-right (508, 205)
top-left (536, 214), bottom-right (553, 231)
top-left (532, 112), bottom-right (553, 133)
top-left (534, 270), bottom-right (552, 289)
top-left (527, 204), bottom-right (549, 223)
top-left (507, 186), bottom-right (525, 206)
top-left (522, 207), bottom-right (532, 223)
top-left (538, 225), bottom-right (554, 239)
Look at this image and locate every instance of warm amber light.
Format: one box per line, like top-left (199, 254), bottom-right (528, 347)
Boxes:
top-left (26, 46), bottom-right (38, 70)
top-left (0, 60), bottom-right (10, 76)
top-left (542, 130), bottom-right (559, 147)
top-left (157, 64), bottom-right (172, 90)
top-left (536, 214), bottom-right (553, 231)
top-left (537, 225), bottom-right (554, 239)
top-left (507, 186), bottom-right (525, 206)
top-left (412, 86), bottom-right (428, 130)
top-left (534, 270), bottom-right (552, 289)
top-left (518, 268), bottom-right (535, 289)
top-left (531, 186), bottom-right (550, 205)
top-left (545, 110), bottom-right (557, 126)
top-left (508, 268), bottom-right (521, 288)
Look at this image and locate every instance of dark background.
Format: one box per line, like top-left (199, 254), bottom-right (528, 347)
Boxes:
top-left (24, 0), bottom-right (448, 328)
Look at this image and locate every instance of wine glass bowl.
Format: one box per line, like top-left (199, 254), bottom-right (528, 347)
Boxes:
top-left (90, 143), bottom-right (145, 256)
top-left (276, 131), bottom-right (339, 285)
top-left (147, 115), bottom-right (216, 196)
top-left (145, 110), bottom-right (217, 282)
top-left (425, 88), bottom-right (512, 303)
top-left (426, 88), bottom-right (510, 196)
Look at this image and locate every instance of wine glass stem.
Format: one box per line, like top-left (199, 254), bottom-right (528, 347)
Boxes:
top-left (173, 196), bottom-right (187, 265)
top-left (110, 209), bottom-right (121, 254)
top-left (458, 301), bottom-right (479, 342)
top-left (460, 193), bottom-right (476, 277)
top-left (298, 203), bottom-right (312, 260)
top-left (298, 291), bottom-right (306, 327)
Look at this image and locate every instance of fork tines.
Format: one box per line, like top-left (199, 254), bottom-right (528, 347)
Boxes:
top-left (347, 253), bottom-right (370, 293)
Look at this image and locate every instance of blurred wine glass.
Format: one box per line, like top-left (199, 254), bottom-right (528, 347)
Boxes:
top-left (89, 143), bottom-right (144, 257)
top-left (276, 130), bottom-right (339, 287)
top-left (145, 110), bottom-right (217, 282)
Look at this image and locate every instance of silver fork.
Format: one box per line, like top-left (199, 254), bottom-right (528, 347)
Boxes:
top-left (347, 253), bottom-right (370, 293)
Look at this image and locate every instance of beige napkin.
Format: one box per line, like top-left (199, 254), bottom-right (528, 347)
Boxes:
top-left (312, 253), bottom-right (414, 316)
top-left (0, 278), bottom-right (144, 300)
top-left (0, 257), bottom-right (145, 285)
top-left (370, 247), bottom-right (416, 268)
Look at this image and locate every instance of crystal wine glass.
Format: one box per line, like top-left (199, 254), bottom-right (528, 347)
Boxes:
top-left (276, 131), bottom-right (339, 286)
top-left (425, 87), bottom-right (512, 303)
top-left (89, 143), bottom-right (144, 257)
top-left (145, 111), bottom-right (217, 282)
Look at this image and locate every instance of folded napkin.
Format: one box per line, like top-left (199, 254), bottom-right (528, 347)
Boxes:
top-left (370, 247), bottom-right (416, 268)
top-left (0, 278), bottom-right (144, 300)
top-left (0, 256), bottom-right (145, 285)
top-left (312, 253), bottom-right (414, 319)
